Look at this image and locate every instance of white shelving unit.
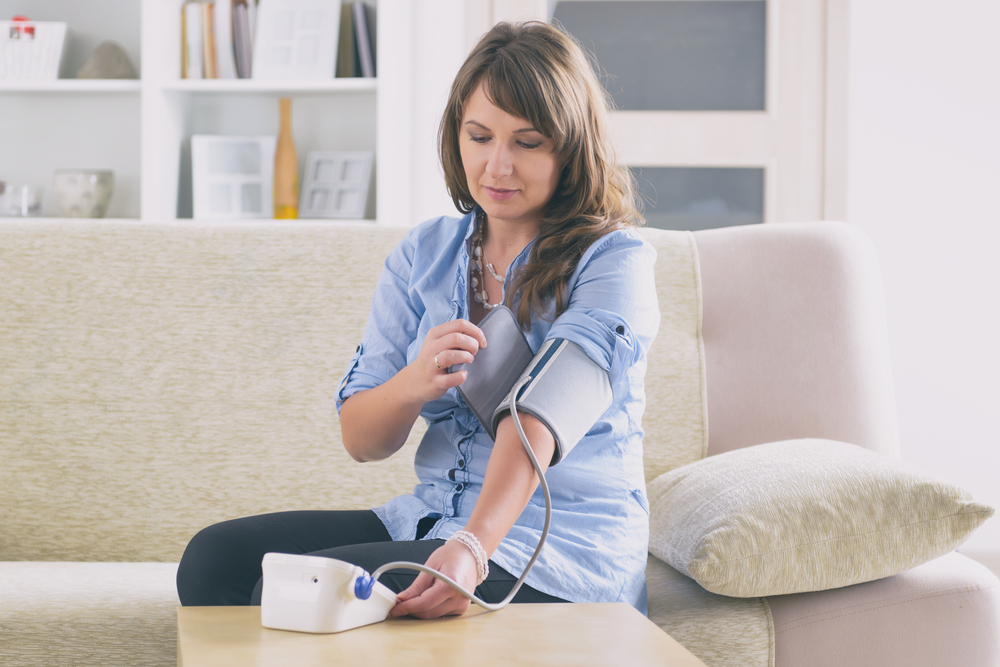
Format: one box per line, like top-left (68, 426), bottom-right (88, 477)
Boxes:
top-left (0, 80), bottom-right (141, 93)
top-left (158, 79), bottom-right (377, 93)
top-left (0, 0), bottom-right (413, 225)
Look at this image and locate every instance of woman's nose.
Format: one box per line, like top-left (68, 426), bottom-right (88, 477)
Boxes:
top-left (486, 143), bottom-right (512, 178)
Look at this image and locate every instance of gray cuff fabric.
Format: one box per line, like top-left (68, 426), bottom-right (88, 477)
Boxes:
top-left (492, 338), bottom-right (613, 465)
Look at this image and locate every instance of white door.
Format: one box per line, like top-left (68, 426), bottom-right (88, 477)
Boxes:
top-left (482, 0), bottom-right (843, 229)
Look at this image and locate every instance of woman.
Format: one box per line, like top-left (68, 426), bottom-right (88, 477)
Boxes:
top-left (176, 21), bottom-right (658, 619)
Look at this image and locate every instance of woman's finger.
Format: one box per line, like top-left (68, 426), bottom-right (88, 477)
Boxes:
top-left (391, 578), bottom-right (464, 619)
top-left (391, 572), bottom-right (435, 614)
top-left (429, 319), bottom-right (487, 351)
top-left (433, 348), bottom-right (475, 371)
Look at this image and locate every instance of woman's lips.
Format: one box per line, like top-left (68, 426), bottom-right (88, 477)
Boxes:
top-left (484, 186), bottom-right (518, 201)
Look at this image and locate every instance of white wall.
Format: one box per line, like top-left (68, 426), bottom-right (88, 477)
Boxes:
top-left (410, 0), bottom-right (468, 225)
top-left (845, 0), bottom-right (1000, 555)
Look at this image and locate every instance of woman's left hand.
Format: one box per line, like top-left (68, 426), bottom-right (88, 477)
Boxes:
top-left (390, 540), bottom-right (479, 619)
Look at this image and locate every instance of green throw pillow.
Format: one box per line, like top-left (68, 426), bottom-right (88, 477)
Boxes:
top-left (647, 438), bottom-right (994, 597)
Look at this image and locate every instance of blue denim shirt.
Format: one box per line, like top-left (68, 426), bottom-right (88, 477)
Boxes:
top-left (335, 211), bottom-right (658, 612)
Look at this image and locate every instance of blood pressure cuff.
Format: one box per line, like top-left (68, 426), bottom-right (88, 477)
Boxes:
top-left (491, 338), bottom-right (613, 466)
top-left (455, 306), bottom-right (535, 441)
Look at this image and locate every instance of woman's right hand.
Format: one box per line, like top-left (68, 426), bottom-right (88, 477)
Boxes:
top-left (406, 319), bottom-right (487, 404)
top-left (340, 319), bottom-right (486, 462)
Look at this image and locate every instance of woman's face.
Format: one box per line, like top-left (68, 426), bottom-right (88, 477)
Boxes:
top-left (459, 82), bottom-right (560, 233)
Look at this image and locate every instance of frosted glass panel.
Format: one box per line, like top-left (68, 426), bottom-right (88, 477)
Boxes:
top-left (551, 1), bottom-right (766, 111)
top-left (632, 167), bottom-right (763, 230)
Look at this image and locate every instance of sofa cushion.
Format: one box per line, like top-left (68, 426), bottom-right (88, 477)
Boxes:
top-left (646, 555), bottom-right (773, 667)
top-left (0, 562), bottom-right (179, 667)
top-left (647, 438), bottom-right (994, 597)
top-left (768, 552), bottom-right (1000, 667)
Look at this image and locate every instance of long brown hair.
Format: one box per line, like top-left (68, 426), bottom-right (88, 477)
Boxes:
top-left (439, 21), bottom-right (642, 329)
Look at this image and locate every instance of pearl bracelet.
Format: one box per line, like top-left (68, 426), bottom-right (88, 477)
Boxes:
top-left (448, 530), bottom-right (490, 586)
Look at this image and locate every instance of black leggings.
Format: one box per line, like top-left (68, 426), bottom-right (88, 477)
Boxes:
top-left (176, 510), bottom-right (566, 606)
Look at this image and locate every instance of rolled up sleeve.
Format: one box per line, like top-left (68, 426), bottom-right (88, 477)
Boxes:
top-left (335, 233), bottom-right (421, 414)
top-left (545, 230), bottom-right (659, 390)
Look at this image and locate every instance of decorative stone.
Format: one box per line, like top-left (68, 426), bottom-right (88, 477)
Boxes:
top-left (76, 41), bottom-right (138, 79)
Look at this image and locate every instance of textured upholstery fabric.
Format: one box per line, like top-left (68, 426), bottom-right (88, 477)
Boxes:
top-left (768, 552), bottom-right (1000, 667)
top-left (647, 439), bottom-right (994, 598)
top-left (0, 220), bottom-right (416, 563)
top-left (693, 222), bottom-right (899, 458)
top-left (636, 229), bottom-right (709, 482)
top-left (0, 563), bottom-right (178, 667)
top-left (647, 555), bottom-right (773, 667)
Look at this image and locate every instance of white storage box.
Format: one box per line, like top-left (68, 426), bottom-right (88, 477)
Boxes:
top-left (0, 19), bottom-right (67, 80)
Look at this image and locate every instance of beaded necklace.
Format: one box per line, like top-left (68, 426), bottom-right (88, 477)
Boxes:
top-left (469, 209), bottom-right (505, 310)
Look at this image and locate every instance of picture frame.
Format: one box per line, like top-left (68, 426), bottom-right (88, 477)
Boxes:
top-left (252, 0), bottom-right (341, 80)
top-left (191, 135), bottom-right (276, 219)
top-left (299, 151), bottom-right (373, 219)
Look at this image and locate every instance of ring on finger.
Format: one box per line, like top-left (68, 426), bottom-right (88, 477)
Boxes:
top-left (434, 354), bottom-right (442, 370)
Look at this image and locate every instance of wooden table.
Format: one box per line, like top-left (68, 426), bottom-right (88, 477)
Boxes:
top-left (177, 603), bottom-right (708, 666)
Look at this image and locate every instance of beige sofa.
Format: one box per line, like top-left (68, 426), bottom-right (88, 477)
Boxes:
top-left (1, 219), bottom-right (997, 666)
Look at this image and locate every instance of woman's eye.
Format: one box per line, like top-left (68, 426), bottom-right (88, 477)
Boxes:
top-left (518, 141), bottom-right (542, 150)
top-left (470, 135), bottom-right (489, 144)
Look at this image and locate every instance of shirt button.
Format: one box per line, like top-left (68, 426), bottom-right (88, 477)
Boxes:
top-left (458, 459), bottom-right (465, 468)
top-left (455, 484), bottom-right (464, 492)
top-left (616, 325), bottom-right (625, 335)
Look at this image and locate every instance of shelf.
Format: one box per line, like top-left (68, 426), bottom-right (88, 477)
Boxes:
top-left (11, 217), bottom-right (378, 226)
top-left (0, 80), bottom-right (141, 94)
top-left (160, 78), bottom-right (377, 94)
top-left (171, 218), bottom-right (379, 225)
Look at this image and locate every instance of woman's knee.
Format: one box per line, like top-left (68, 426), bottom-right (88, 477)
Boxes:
top-left (176, 519), bottom-right (262, 606)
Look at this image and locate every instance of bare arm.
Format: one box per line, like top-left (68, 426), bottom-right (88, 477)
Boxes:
top-left (391, 412), bottom-right (556, 619)
top-left (340, 319), bottom-right (487, 462)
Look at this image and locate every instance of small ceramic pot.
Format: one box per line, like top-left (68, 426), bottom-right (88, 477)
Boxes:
top-left (53, 169), bottom-right (114, 218)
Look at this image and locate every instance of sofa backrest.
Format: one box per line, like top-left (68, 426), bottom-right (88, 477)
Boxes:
top-left (0, 219), bottom-right (895, 562)
top-left (1, 221), bottom-right (417, 562)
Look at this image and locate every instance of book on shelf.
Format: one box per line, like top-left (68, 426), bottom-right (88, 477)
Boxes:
top-left (181, 0), bottom-right (237, 80)
top-left (335, 2), bottom-right (355, 78)
top-left (353, 2), bottom-right (376, 78)
top-left (181, 3), bottom-right (203, 79)
top-left (247, 0), bottom-right (258, 53)
top-left (232, 0), bottom-right (254, 78)
top-left (179, 0), bottom-right (375, 81)
top-left (214, 0), bottom-right (238, 79)
top-left (201, 2), bottom-right (218, 79)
